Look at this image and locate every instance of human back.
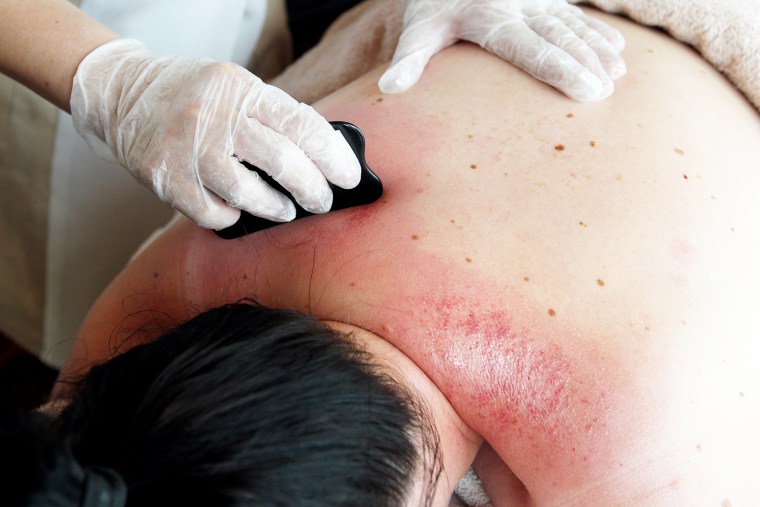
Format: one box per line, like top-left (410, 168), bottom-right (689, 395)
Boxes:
top-left (66, 10), bottom-right (760, 506)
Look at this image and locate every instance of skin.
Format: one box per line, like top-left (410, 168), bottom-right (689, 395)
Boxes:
top-left (0, 0), bottom-right (117, 111)
top-left (57, 11), bottom-right (760, 507)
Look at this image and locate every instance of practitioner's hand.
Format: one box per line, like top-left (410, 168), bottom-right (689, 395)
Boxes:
top-left (70, 39), bottom-right (361, 229)
top-left (379, 0), bottom-right (626, 101)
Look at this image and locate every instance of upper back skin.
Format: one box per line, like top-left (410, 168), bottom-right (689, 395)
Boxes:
top-left (65, 11), bottom-right (760, 507)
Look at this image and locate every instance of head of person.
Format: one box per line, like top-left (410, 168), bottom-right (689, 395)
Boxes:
top-left (0, 302), bottom-right (446, 506)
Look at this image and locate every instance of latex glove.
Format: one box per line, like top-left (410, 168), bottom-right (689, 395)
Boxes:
top-left (379, 0), bottom-right (627, 101)
top-left (71, 39), bottom-right (361, 230)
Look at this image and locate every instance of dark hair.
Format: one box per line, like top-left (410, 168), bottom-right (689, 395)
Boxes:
top-left (0, 303), bottom-right (441, 506)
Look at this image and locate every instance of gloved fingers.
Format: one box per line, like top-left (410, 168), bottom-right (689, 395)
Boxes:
top-left (156, 166), bottom-right (244, 230)
top-left (200, 154), bottom-right (299, 223)
top-left (182, 193), bottom-right (242, 231)
top-left (576, 10), bottom-right (626, 53)
top-left (244, 83), bottom-right (360, 190)
top-left (527, 15), bottom-right (614, 95)
top-left (488, 21), bottom-right (610, 101)
top-left (525, 16), bottom-right (613, 101)
top-left (378, 19), bottom-right (457, 93)
top-left (233, 116), bottom-right (334, 214)
top-left (556, 11), bottom-right (627, 80)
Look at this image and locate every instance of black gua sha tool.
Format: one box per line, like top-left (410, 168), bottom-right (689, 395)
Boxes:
top-left (215, 121), bottom-right (383, 240)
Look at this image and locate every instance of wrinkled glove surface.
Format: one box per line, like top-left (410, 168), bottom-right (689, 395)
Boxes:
top-left (71, 39), bottom-right (361, 230)
top-left (380, 0), bottom-right (626, 101)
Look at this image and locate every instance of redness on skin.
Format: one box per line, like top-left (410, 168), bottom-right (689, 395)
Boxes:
top-left (329, 235), bottom-right (629, 488)
top-left (416, 295), bottom-right (615, 486)
top-left (332, 196), bottom-right (383, 233)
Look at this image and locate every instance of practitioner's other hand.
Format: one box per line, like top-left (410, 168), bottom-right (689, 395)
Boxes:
top-left (379, 0), bottom-right (626, 101)
top-left (70, 39), bottom-right (361, 229)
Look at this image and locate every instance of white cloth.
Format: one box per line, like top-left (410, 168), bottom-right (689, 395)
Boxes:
top-left (42, 0), bottom-right (270, 367)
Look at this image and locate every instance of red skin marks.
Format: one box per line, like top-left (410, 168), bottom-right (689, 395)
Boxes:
top-left (320, 239), bottom-right (632, 495)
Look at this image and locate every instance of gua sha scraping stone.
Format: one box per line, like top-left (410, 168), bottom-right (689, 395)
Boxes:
top-left (215, 121), bottom-right (383, 239)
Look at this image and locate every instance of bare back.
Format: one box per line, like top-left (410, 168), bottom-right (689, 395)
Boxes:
top-left (65, 11), bottom-right (760, 506)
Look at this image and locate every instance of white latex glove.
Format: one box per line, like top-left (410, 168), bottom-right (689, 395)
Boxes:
top-left (379, 0), bottom-right (627, 101)
top-left (71, 39), bottom-right (361, 230)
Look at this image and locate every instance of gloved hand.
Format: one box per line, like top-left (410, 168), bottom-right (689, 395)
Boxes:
top-left (379, 0), bottom-right (627, 101)
top-left (70, 39), bottom-right (361, 230)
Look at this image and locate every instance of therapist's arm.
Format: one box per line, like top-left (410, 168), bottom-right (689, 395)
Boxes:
top-left (0, 0), bottom-right (117, 112)
top-left (0, 0), bottom-right (362, 231)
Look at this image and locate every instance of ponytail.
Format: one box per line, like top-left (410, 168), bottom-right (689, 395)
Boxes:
top-left (0, 410), bottom-right (126, 507)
